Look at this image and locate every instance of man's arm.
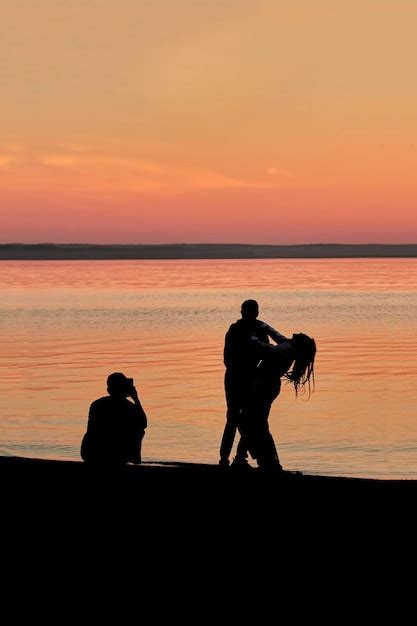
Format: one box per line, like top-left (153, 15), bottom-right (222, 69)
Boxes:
top-left (251, 337), bottom-right (292, 358)
top-left (258, 321), bottom-right (287, 344)
top-left (223, 324), bottom-right (237, 367)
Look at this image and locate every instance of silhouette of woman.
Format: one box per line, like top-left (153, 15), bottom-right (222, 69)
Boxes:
top-left (239, 333), bottom-right (316, 470)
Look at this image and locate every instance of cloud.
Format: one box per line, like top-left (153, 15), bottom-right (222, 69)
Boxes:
top-left (267, 166), bottom-right (292, 178)
top-left (37, 149), bottom-right (287, 193)
top-left (0, 155), bottom-right (22, 167)
top-left (40, 155), bottom-right (80, 167)
top-left (1, 140), bottom-right (290, 193)
top-left (0, 143), bottom-right (25, 169)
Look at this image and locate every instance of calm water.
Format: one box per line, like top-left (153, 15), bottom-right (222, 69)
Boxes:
top-left (1, 258), bottom-right (417, 479)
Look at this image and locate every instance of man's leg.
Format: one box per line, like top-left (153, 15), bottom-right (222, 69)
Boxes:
top-left (220, 372), bottom-right (248, 466)
top-left (219, 418), bottom-right (237, 467)
top-left (235, 432), bottom-right (248, 461)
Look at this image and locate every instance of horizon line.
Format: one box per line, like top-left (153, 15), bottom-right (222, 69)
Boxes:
top-left (1, 242), bottom-right (417, 260)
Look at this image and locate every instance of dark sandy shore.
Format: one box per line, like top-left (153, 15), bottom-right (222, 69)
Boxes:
top-left (2, 455), bottom-right (415, 506)
top-left (3, 455), bottom-right (413, 567)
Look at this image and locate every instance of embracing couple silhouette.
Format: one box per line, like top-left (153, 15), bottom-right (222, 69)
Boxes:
top-left (220, 299), bottom-right (316, 472)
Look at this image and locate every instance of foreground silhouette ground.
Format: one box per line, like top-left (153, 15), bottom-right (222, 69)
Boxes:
top-left (3, 455), bottom-right (416, 516)
top-left (2, 455), bottom-right (412, 593)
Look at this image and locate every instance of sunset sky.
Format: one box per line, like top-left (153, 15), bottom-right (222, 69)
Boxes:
top-left (1, 0), bottom-right (416, 244)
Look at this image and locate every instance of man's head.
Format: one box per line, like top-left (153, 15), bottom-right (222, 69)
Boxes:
top-left (241, 299), bottom-right (259, 321)
top-left (107, 372), bottom-right (133, 397)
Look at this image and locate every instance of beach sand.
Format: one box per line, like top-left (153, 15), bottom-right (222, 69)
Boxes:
top-left (3, 455), bottom-right (415, 514)
top-left (2, 455), bottom-right (411, 581)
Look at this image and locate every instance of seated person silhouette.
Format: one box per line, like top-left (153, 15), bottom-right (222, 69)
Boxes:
top-left (239, 332), bottom-right (316, 471)
top-left (81, 372), bottom-right (147, 466)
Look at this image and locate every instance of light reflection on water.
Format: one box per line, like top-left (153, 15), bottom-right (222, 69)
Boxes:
top-left (0, 259), bottom-right (417, 479)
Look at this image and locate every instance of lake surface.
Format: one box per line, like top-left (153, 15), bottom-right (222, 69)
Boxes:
top-left (1, 258), bottom-right (416, 479)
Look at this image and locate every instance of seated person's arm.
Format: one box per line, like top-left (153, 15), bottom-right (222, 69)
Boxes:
top-left (130, 387), bottom-right (148, 429)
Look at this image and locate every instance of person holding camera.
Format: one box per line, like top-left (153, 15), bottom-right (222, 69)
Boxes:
top-left (81, 372), bottom-right (147, 466)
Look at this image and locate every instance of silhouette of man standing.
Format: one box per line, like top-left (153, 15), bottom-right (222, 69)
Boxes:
top-left (219, 300), bottom-right (286, 468)
top-left (81, 372), bottom-right (147, 466)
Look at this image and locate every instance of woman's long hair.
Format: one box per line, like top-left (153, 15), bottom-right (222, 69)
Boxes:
top-left (284, 333), bottom-right (316, 397)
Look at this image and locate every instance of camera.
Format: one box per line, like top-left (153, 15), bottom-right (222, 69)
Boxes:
top-left (125, 377), bottom-right (134, 393)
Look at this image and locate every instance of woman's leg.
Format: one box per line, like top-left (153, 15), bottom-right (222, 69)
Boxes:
top-left (257, 430), bottom-right (282, 469)
top-left (248, 399), bottom-right (282, 469)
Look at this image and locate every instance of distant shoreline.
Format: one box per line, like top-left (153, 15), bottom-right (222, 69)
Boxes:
top-left (1, 243), bottom-right (417, 260)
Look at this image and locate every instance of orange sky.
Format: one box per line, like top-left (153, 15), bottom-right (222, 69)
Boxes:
top-left (1, 0), bottom-right (416, 243)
